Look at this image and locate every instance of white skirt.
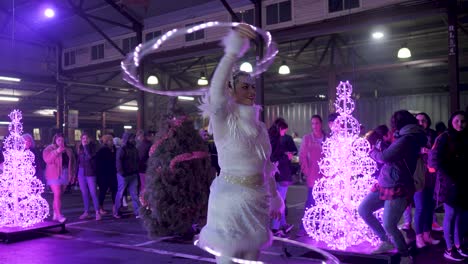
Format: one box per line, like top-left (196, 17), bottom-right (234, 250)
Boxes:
top-left (198, 175), bottom-right (272, 257)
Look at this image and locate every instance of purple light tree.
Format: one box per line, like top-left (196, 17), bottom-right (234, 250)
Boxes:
top-left (0, 110), bottom-right (49, 227)
top-left (302, 81), bottom-right (378, 250)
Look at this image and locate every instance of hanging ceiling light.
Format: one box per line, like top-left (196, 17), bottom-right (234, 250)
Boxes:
top-left (371, 31), bottom-right (384, 40)
top-left (197, 72), bottom-right (209, 86)
top-left (397, 45), bottom-right (411, 59)
top-left (239, 62), bottom-right (253, 73)
top-left (278, 61), bottom-right (290, 75)
top-left (147, 75), bottom-right (158, 85)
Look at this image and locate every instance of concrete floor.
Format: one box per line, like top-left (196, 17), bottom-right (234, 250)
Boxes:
top-left (0, 184), bottom-right (465, 264)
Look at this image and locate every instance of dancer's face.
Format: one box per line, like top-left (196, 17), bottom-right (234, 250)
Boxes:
top-left (55, 137), bottom-right (65, 148)
top-left (232, 75), bottom-right (256, 106)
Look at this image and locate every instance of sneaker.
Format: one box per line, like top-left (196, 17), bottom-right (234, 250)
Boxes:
top-left (53, 214), bottom-right (66, 223)
top-left (432, 222), bottom-right (443, 231)
top-left (113, 214), bottom-right (121, 219)
top-left (423, 232), bottom-right (440, 245)
top-left (444, 247), bottom-right (465, 262)
top-left (99, 209), bottom-right (108, 215)
top-left (282, 223), bottom-right (294, 234)
top-left (95, 213), bottom-right (102, 221)
top-left (457, 246), bottom-right (468, 258)
top-left (400, 256), bottom-right (413, 264)
top-left (272, 229), bottom-right (288, 238)
top-left (416, 235), bottom-right (426, 249)
top-left (372, 241), bottom-right (395, 254)
top-left (399, 223), bottom-right (412, 230)
top-left (79, 212), bottom-right (90, 220)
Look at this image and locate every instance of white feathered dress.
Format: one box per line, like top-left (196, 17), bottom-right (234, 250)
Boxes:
top-left (197, 30), bottom-right (283, 261)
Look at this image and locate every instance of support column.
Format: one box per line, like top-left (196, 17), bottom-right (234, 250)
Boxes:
top-left (328, 68), bottom-right (337, 113)
top-left (56, 84), bottom-right (64, 133)
top-left (101, 112), bottom-right (107, 133)
top-left (253, 0), bottom-right (265, 121)
top-left (448, 0), bottom-right (459, 113)
top-left (136, 25), bottom-right (145, 130)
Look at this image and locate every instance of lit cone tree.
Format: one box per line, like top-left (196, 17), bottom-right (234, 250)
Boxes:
top-left (302, 81), bottom-right (378, 250)
top-left (140, 99), bottom-right (214, 239)
top-left (0, 110), bottom-right (49, 228)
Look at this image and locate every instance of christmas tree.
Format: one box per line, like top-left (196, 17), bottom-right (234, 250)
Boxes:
top-left (302, 81), bottom-right (378, 250)
top-left (0, 110), bottom-right (49, 228)
top-left (140, 100), bottom-right (214, 239)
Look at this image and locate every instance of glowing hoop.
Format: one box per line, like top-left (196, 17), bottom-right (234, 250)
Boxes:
top-left (194, 237), bottom-right (341, 264)
top-left (121, 22), bottom-right (278, 96)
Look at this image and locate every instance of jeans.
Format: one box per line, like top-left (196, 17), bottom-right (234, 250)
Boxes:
top-left (78, 168), bottom-right (99, 213)
top-left (300, 187), bottom-right (315, 231)
top-left (414, 187), bottom-right (435, 234)
top-left (443, 203), bottom-right (467, 249)
top-left (403, 205), bottom-right (412, 225)
top-left (358, 191), bottom-right (409, 255)
top-left (98, 176), bottom-right (118, 207)
top-left (114, 173), bottom-right (140, 216)
top-left (271, 184), bottom-right (289, 230)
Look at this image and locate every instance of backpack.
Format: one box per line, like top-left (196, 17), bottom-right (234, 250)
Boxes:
top-left (404, 155), bottom-right (426, 192)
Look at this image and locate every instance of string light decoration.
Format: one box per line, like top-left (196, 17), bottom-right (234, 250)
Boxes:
top-left (302, 81), bottom-right (378, 250)
top-left (0, 110), bottom-right (49, 227)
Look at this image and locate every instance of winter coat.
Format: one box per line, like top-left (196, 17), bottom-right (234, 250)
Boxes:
top-left (95, 145), bottom-right (117, 183)
top-left (299, 133), bottom-right (325, 187)
top-left (43, 144), bottom-right (76, 182)
top-left (370, 124), bottom-right (427, 191)
top-left (137, 139), bottom-right (152, 173)
top-left (77, 143), bottom-right (97, 176)
top-left (270, 134), bottom-right (298, 183)
top-left (116, 133), bottom-right (139, 177)
top-left (429, 131), bottom-right (468, 209)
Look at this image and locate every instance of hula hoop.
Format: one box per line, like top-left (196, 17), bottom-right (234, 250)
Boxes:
top-left (193, 237), bottom-right (341, 264)
top-left (121, 22), bottom-right (278, 96)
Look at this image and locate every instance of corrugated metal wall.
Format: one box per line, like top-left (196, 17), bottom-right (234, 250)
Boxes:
top-left (265, 92), bottom-right (468, 137)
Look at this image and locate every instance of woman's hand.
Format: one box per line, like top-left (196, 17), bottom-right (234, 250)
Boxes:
top-left (235, 23), bottom-right (256, 40)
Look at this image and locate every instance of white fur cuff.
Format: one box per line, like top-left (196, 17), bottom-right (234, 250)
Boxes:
top-left (222, 30), bottom-right (250, 58)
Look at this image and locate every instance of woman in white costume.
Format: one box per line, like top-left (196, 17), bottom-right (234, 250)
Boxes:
top-left (198, 25), bottom-right (284, 263)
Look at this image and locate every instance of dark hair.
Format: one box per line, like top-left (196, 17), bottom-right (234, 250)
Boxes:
top-left (416, 112), bottom-right (432, 128)
top-left (268, 118), bottom-right (288, 140)
top-left (374, 125), bottom-right (389, 138)
top-left (447, 111), bottom-right (466, 132)
top-left (311, 115), bottom-right (323, 123)
top-left (366, 130), bottom-right (381, 146)
top-left (390, 110), bottom-right (417, 131)
top-left (328, 113), bottom-right (339, 123)
top-left (274, 118), bottom-right (288, 130)
top-left (435, 121), bottom-right (447, 134)
top-left (52, 132), bottom-right (64, 145)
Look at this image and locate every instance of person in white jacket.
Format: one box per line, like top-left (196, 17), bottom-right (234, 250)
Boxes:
top-left (197, 24), bottom-right (284, 264)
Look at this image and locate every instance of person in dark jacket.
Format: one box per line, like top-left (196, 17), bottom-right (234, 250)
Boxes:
top-left (114, 132), bottom-right (140, 218)
top-left (429, 111), bottom-right (468, 261)
top-left (95, 134), bottom-right (118, 216)
top-left (77, 133), bottom-right (101, 221)
top-left (358, 110), bottom-right (427, 263)
top-left (269, 118), bottom-right (297, 237)
top-left (137, 131), bottom-right (153, 195)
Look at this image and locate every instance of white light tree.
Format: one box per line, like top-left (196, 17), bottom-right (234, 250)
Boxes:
top-left (302, 81), bottom-right (378, 250)
top-left (0, 110), bottom-right (49, 228)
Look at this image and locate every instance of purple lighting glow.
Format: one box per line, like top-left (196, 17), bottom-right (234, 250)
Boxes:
top-left (302, 81), bottom-right (379, 250)
top-left (44, 8), bottom-right (55, 18)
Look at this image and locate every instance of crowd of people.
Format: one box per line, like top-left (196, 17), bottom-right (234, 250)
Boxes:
top-left (12, 130), bottom-right (156, 224)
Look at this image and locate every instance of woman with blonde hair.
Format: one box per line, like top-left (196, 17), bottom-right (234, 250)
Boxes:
top-left (43, 133), bottom-right (75, 223)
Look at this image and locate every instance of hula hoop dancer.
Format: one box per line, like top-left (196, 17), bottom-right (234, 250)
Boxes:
top-left (197, 25), bottom-right (284, 263)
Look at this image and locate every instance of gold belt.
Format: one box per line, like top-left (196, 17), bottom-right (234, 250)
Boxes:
top-left (220, 172), bottom-right (264, 188)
